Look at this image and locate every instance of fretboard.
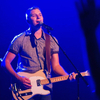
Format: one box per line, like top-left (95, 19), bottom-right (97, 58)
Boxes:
top-left (40, 70), bottom-right (90, 85)
top-left (40, 75), bottom-right (69, 85)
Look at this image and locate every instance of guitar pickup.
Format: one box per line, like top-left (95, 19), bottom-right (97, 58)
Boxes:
top-left (18, 92), bottom-right (32, 97)
top-left (37, 79), bottom-right (41, 86)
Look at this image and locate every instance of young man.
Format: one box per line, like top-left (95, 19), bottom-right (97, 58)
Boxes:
top-left (2, 6), bottom-right (75, 100)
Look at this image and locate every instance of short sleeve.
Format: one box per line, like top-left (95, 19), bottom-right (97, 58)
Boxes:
top-left (50, 36), bottom-right (59, 55)
top-left (8, 33), bottom-right (24, 55)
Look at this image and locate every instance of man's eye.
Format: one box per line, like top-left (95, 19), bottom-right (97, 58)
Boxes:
top-left (31, 15), bottom-right (36, 17)
top-left (39, 14), bottom-right (42, 16)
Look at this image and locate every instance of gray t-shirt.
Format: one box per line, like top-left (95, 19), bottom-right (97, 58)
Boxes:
top-left (9, 28), bottom-right (59, 73)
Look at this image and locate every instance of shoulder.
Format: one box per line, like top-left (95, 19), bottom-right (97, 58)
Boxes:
top-left (11, 33), bottom-right (24, 43)
top-left (49, 34), bottom-right (59, 53)
top-left (49, 35), bottom-right (58, 46)
top-left (11, 29), bottom-right (30, 43)
top-left (44, 32), bottom-right (58, 43)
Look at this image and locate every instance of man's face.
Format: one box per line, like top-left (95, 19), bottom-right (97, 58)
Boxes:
top-left (29, 9), bottom-right (43, 27)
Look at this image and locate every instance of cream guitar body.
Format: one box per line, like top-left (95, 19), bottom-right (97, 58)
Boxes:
top-left (10, 70), bottom-right (90, 100)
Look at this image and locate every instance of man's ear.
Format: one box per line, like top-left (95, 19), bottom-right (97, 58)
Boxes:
top-left (26, 19), bottom-right (30, 24)
top-left (26, 14), bottom-right (31, 24)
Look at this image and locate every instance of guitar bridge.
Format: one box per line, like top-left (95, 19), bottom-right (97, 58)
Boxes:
top-left (18, 92), bottom-right (32, 97)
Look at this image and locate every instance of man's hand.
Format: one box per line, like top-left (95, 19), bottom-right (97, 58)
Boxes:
top-left (18, 76), bottom-right (32, 89)
top-left (69, 72), bottom-right (76, 81)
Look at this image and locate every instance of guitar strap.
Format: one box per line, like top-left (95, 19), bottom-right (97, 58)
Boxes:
top-left (45, 33), bottom-right (51, 74)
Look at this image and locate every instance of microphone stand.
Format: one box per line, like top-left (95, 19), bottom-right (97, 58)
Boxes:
top-left (45, 28), bottom-right (89, 100)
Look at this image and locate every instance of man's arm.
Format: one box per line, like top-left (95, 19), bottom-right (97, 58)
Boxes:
top-left (51, 53), bottom-right (76, 80)
top-left (3, 51), bottom-right (18, 77)
top-left (51, 53), bottom-right (69, 75)
top-left (2, 51), bottom-right (31, 88)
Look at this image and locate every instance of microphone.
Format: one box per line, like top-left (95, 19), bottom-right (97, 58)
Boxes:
top-left (39, 22), bottom-right (53, 30)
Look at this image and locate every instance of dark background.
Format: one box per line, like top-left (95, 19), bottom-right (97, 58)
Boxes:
top-left (0, 0), bottom-right (100, 100)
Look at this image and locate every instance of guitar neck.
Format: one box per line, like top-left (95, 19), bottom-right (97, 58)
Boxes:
top-left (40, 75), bottom-right (69, 85)
top-left (40, 70), bottom-right (90, 85)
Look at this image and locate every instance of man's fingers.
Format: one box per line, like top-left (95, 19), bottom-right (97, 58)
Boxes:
top-left (24, 77), bottom-right (31, 83)
top-left (69, 72), bottom-right (76, 80)
top-left (23, 82), bottom-right (32, 88)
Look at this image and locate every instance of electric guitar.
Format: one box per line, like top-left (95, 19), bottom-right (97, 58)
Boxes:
top-left (10, 70), bottom-right (90, 100)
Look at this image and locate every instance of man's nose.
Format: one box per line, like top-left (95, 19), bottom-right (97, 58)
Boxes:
top-left (37, 15), bottom-right (41, 19)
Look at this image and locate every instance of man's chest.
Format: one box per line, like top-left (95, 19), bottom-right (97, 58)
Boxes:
top-left (20, 38), bottom-right (46, 59)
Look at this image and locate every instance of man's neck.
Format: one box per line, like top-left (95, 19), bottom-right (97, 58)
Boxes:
top-left (31, 27), bottom-right (42, 39)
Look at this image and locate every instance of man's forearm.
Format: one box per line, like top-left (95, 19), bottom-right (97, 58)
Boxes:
top-left (3, 60), bottom-right (20, 80)
top-left (53, 65), bottom-right (69, 76)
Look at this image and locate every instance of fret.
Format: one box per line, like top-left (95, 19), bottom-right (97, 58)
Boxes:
top-left (40, 75), bottom-right (69, 85)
